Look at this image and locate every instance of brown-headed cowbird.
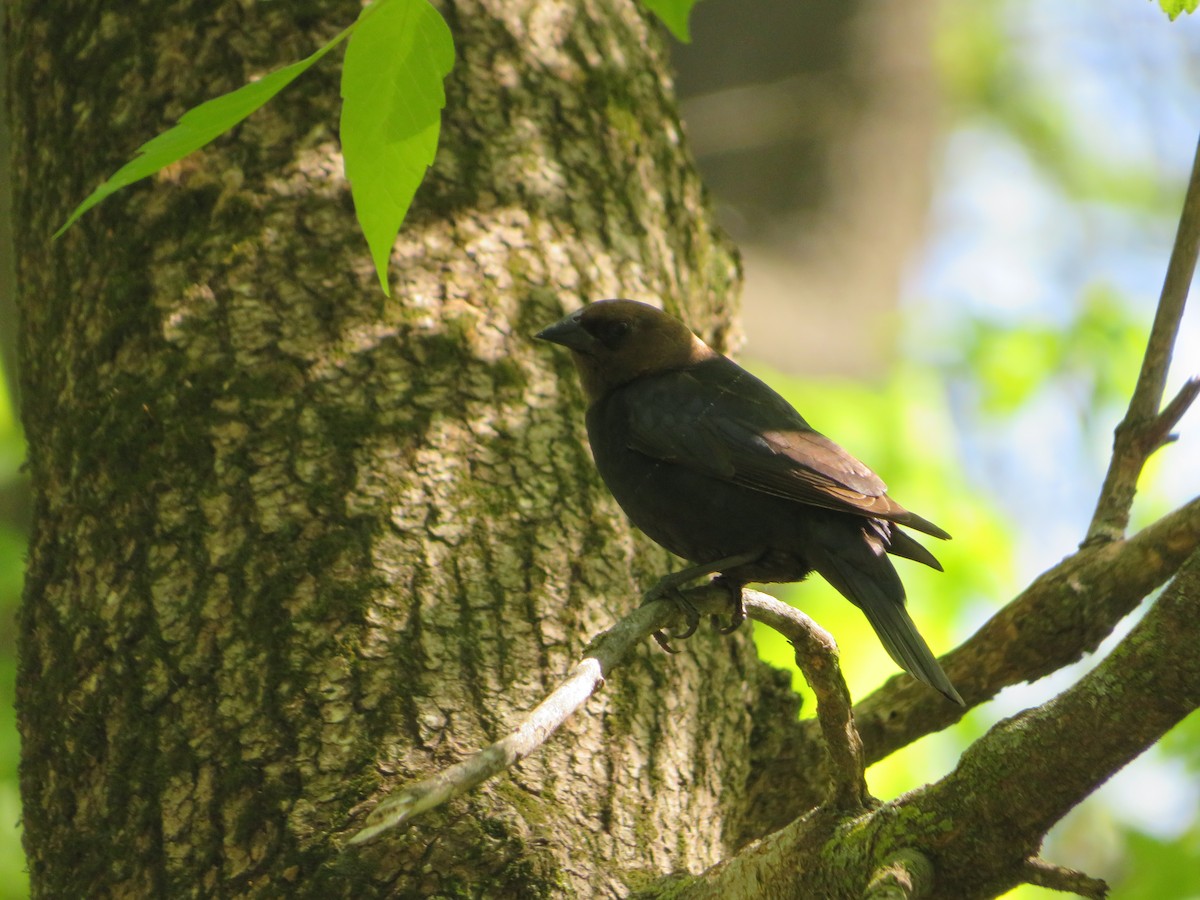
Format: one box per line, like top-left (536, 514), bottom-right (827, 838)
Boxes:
top-left (537, 299), bottom-right (963, 705)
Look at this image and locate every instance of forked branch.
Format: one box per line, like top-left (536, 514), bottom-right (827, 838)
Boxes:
top-left (346, 584), bottom-right (870, 845)
top-left (1085, 132), bottom-right (1200, 545)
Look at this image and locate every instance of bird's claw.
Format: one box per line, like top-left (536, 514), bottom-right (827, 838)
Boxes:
top-left (671, 603), bottom-right (702, 640)
top-left (643, 556), bottom-right (756, 651)
top-left (643, 577), bottom-right (702, 651)
top-left (713, 575), bottom-right (746, 634)
top-left (652, 630), bottom-right (679, 653)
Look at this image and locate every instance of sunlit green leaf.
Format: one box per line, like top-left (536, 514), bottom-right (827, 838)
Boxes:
top-left (1156, 0), bottom-right (1199, 20)
top-left (54, 10), bottom-right (363, 237)
top-left (642, 0), bottom-right (699, 43)
top-left (340, 0), bottom-right (455, 294)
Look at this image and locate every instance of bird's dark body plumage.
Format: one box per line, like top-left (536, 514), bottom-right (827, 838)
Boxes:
top-left (537, 300), bottom-right (962, 704)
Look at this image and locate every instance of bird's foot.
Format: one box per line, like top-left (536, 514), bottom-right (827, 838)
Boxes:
top-left (711, 575), bottom-right (746, 635)
top-left (643, 573), bottom-right (702, 652)
top-left (642, 552), bottom-right (760, 651)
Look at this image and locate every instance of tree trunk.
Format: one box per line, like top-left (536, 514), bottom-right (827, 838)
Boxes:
top-left (9, 1), bottom-right (803, 896)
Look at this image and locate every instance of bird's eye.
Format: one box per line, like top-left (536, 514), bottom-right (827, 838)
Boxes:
top-left (590, 319), bottom-right (632, 349)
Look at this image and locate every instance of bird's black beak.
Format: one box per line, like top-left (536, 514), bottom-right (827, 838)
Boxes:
top-left (535, 311), bottom-right (595, 352)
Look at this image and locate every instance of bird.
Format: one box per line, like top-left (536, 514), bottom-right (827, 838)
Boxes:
top-left (536, 299), bottom-right (963, 705)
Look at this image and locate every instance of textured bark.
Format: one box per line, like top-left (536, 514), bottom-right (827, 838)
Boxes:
top-left (8, 1), bottom-right (803, 897)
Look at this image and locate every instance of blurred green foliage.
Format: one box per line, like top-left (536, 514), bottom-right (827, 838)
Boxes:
top-left (937, 4), bottom-right (1180, 214)
top-left (749, 296), bottom-right (1199, 896)
top-left (924, 10), bottom-right (1200, 894)
top-left (749, 261), bottom-right (1200, 900)
top-left (0, 662), bottom-right (22, 900)
top-left (1120, 825), bottom-right (1200, 898)
top-left (0, 358), bottom-right (26, 899)
top-left (953, 285), bottom-right (1146, 424)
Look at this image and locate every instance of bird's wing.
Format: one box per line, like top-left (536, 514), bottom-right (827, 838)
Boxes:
top-left (619, 360), bottom-right (950, 539)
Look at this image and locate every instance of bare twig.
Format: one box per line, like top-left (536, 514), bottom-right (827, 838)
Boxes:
top-left (345, 595), bottom-right (679, 845)
top-left (1085, 131), bottom-right (1200, 546)
top-left (1021, 857), bottom-right (1108, 900)
top-left (346, 583), bottom-right (869, 844)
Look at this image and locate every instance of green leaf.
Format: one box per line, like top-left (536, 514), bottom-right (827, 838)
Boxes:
top-left (1156, 0), bottom-right (1199, 20)
top-left (642, 0), bottom-right (700, 43)
top-left (339, 0), bottom-right (455, 294)
top-left (54, 10), bottom-right (363, 238)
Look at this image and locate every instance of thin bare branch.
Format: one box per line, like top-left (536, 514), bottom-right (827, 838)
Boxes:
top-left (1085, 131), bottom-right (1200, 545)
top-left (345, 595), bottom-right (678, 845)
top-left (1157, 376), bottom-right (1200, 443)
top-left (1021, 857), bottom-right (1108, 900)
top-left (346, 584), bottom-right (870, 844)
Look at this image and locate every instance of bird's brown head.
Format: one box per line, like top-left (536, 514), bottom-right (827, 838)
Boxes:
top-left (536, 300), bottom-right (716, 402)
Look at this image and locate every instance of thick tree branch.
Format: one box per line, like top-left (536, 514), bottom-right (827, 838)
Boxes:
top-left (738, 496), bottom-right (1200, 829)
top-left (854, 493), bottom-right (1200, 761)
top-left (865, 849), bottom-right (934, 899)
top-left (909, 544), bottom-right (1200, 896)
top-left (679, 547), bottom-right (1199, 899)
top-left (347, 584), bottom-right (868, 844)
top-left (1085, 130), bottom-right (1200, 546)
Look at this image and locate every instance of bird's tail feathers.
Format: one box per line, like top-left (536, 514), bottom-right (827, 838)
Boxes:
top-left (890, 508), bottom-right (951, 541)
top-left (811, 543), bottom-right (963, 706)
top-left (857, 593), bottom-right (963, 705)
top-left (886, 527), bottom-right (943, 571)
